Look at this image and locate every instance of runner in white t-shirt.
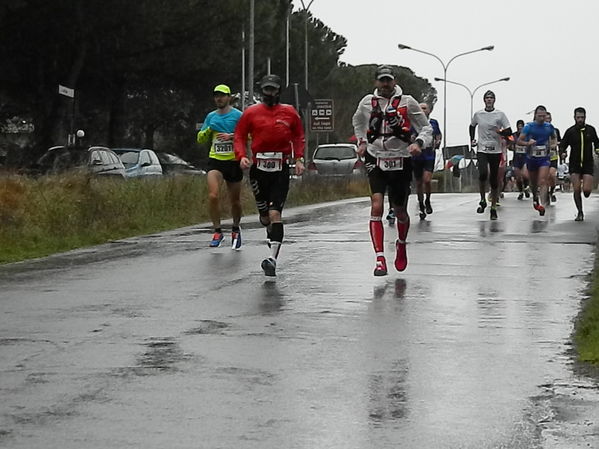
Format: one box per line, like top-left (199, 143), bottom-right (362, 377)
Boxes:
top-left (469, 90), bottom-right (512, 220)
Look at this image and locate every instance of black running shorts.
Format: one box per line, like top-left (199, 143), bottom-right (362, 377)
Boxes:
top-left (206, 158), bottom-right (243, 183)
top-left (364, 151), bottom-right (412, 208)
top-left (249, 163), bottom-right (290, 213)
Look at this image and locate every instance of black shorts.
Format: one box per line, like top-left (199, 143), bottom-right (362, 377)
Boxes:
top-left (569, 160), bottom-right (594, 176)
top-left (549, 159), bottom-right (558, 169)
top-left (206, 158), bottom-right (243, 183)
top-left (412, 158), bottom-right (434, 180)
top-left (365, 151), bottom-right (412, 207)
top-left (249, 164), bottom-right (290, 213)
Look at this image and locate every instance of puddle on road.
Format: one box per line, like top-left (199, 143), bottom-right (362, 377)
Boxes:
top-left (184, 320), bottom-right (230, 335)
top-left (134, 337), bottom-right (187, 374)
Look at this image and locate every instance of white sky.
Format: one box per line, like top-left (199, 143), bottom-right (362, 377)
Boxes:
top-left (306, 0), bottom-right (594, 145)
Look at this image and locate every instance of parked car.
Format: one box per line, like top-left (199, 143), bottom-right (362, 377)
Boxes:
top-left (35, 145), bottom-right (126, 178)
top-left (156, 152), bottom-right (205, 176)
top-left (111, 148), bottom-right (163, 178)
top-left (307, 143), bottom-right (363, 176)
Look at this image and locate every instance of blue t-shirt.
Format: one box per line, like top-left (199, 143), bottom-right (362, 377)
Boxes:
top-left (413, 118), bottom-right (441, 160)
top-left (201, 108), bottom-right (242, 134)
top-left (198, 108), bottom-right (242, 160)
top-left (522, 121), bottom-right (555, 146)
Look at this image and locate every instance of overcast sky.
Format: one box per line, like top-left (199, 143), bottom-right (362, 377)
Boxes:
top-left (306, 0), bottom-right (594, 145)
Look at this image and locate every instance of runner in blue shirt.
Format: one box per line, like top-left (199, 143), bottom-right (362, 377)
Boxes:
top-left (412, 102), bottom-right (441, 220)
top-left (517, 105), bottom-right (557, 216)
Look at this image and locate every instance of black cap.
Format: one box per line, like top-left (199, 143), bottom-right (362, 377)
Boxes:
top-left (483, 90), bottom-right (495, 99)
top-left (260, 74), bottom-right (281, 89)
top-left (375, 65), bottom-right (395, 80)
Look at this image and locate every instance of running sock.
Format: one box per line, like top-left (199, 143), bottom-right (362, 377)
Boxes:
top-left (232, 225), bottom-right (240, 233)
top-left (397, 218), bottom-right (410, 242)
top-left (517, 180), bottom-right (523, 192)
top-left (369, 217), bottom-right (384, 255)
top-left (269, 222), bottom-right (283, 260)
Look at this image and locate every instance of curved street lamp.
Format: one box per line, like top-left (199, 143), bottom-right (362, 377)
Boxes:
top-left (434, 76), bottom-right (510, 119)
top-left (397, 44), bottom-right (494, 162)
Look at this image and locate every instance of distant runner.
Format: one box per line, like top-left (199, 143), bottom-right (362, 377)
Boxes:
top-left (545, 111), bottom-right (562, 204)
top-left (517, 105), bottom-right (556, 216)
top-left (234, 74), bottom-right (305, 276)
top-left (470, 90), bottom-right (512, 220)
top-left (511, 119), bottom-right (531, 200)
top-left (197, 84), bottom-right (243, 248)
top-left (352, 65), bottom-right (432, 275)
top-left (412, 102), bottom-right (442, 220)
top-left (559, 107), bottom-right (599, 221)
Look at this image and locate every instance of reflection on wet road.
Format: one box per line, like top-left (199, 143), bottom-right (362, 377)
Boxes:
top-left (1, 193), bottom-right (598, 448)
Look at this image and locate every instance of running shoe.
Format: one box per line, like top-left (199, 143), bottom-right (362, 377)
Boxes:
top-left (394, 239), bottom-right (408, 272)
top-left (231, 229), bottom-right (242, 250)
top-left (386, 209), bottom-right (395, 226)
top-left (533, 202), bottom-right (545, 216)
top-left (524, 187), bottom-right (531, 198)
top-left (373, 256), bottom-right (388, 276)
top-left (500, 192), bottom-right (504, 199)
top-left (551, 194), bottom-right (557, 203)
top-left (490, 208), bottom-right (498, 221)
top-left (209, 232), bottom-right (224, 247)
top-left (419, 202), bottom-right (426, 220)
top-left (517, 192), bottom-right (524, 200)
top-left (425, 199), bottom-right (433, 215)
top-left (261, 258), bottom-right (277, 276)
top-left (575, 211), bottom-right (584, 222)
top-left (477, 200), bottom-right (487, 214)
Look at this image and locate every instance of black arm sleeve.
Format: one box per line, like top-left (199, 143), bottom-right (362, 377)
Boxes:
top-left (469, 125), bottom-right (476, 141)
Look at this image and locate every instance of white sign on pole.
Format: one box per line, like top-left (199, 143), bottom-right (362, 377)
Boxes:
top-left (58, 85), bottom-right (75, 98)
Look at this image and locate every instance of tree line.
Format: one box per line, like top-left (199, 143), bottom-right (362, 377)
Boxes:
top-left (0, 0), bottom-right (436, 168)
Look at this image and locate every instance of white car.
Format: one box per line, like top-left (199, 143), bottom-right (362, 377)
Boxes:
top-left (112, 148), bottom-right (163, 178)
top-left (307, 143), bottom-right (364, 176)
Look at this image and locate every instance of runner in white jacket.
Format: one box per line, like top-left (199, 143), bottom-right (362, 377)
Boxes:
top-left (352, 65), bottom-right (432, 276)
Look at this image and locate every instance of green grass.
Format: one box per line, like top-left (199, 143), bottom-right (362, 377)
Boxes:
top-left (575, 250), bottom-right (599, 364)
top-left (0, 173), bottom-right (369, 264)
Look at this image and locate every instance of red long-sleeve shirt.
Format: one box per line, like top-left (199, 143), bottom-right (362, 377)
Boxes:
top-left (234, 103), bottom-right (305, 161)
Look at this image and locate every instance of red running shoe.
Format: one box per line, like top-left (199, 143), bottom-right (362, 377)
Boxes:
top-left (373, 256), bottom-right (388, 276)
top-left (395, 239), bottom-right (408, 272)
top-left (533, 202), bottom-right (545, 216)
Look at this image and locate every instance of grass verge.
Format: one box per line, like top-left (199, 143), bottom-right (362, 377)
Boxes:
top-left (0, 173), bottom-right (369, 264)
top-left (575, 250), bottom-right (599, 364)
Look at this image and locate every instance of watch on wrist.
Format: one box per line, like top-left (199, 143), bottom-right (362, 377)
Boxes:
top-left (295, 157), bottom-right (304, 164)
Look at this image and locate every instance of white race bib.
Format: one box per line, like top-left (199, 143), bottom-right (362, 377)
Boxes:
top-left (214, 141), bottom-right (233, 155)
top-left (484, 145), bottom-right (496, 152)
top-left (256, 152), bottom-right (283, 172)
top-left (515, 145), bottom-right (526, 154)
top-left (532, 145), bottom-right (547, 157)
top-left (549, 147), bottom-right (558, 158)
top-left (377, 151), bottom-right (404, 171)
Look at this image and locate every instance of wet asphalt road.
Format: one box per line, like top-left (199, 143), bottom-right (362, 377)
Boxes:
top-left (1, 191), bottom-right (599, 448)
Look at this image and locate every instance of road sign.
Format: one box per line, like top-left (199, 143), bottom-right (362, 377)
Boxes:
top-left (58, 85), bottom-right (75, 98)
top-left (310, 99), bottom-right (334, 132)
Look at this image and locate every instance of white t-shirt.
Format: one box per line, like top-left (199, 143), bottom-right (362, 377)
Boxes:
top-left (471, 109), bottom-right (510, 154)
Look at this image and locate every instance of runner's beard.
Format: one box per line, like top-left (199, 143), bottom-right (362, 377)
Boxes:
top-left (262, 93), bottom-right (280, 107)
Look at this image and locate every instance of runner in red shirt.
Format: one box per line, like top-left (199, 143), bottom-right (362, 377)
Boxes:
top-left (234, 74), bottom-right (305, 277)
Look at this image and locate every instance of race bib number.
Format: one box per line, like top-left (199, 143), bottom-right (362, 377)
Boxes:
top-left (484, 145), bottom-right (496, 152)
top-left (214, 141), bottom-right (233, 155)
top-left (515, 145), bottom-right (526, 154)
top-left (256, 152), bottom-right (283, 172)
top-left (532, 145), bottom-right (547, 157)
top-left (549, 147), bottom-right (558, 158)
top-left (377, 151), bottom-right (404, 171)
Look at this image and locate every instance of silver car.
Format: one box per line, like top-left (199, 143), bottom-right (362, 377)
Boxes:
top-left (112, 148), bottom-right (163, 178)
top-left (307, 143), bottom-right (363, 176)
top-left (36, 146), bottom-right (126, 178)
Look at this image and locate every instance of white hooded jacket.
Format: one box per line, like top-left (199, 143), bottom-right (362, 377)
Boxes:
top-left (352, 85), bottom-right (432, 158)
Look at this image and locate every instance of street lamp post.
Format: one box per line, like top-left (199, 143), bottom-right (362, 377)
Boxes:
top-left (434, 76), bottom-right (510, 120)
top-left (397, 44), bottom-right (494, 191)
top-left (300, 0), bottom-right (315, 92)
